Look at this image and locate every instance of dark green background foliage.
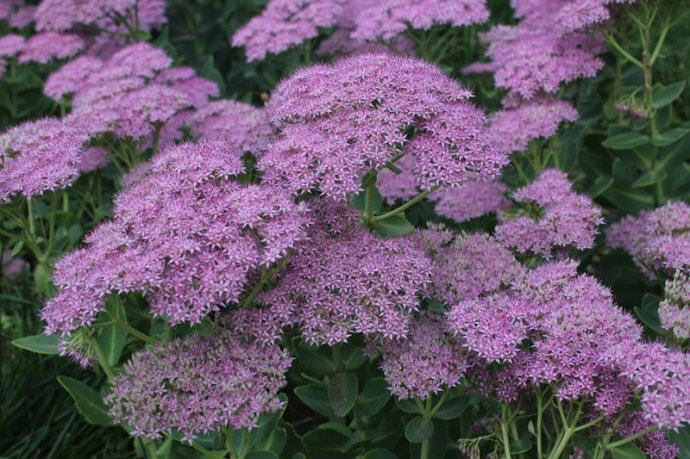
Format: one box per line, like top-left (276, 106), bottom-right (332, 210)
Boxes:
top-left (3, 0), bottom-right (690, 458)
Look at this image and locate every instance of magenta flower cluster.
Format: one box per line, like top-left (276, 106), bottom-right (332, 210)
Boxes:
top-left (42, 140), bottom-right (310, 335)
top-left (608, 200), bottom-right (690, 277)
top-left (496, 169), bottom-right (603, 258)
top-left (0, 117), bottom-right (89, 202)
top-left (35, 0), bottom-right (166, 33)
top-left (369, 312), bottom-right (468, 400)
top-left (233, 0), bottom-right (345, 62)
top-left (236, 199), bottom-right (432, 345)
top-left (234, 0), bottom-right (489, 61)
top-left (52, 43), bottom-right (217, 142)
top-left (105, 327), bottom-right (292, 440)
top-left (260, 53), bottom-right (504, 200)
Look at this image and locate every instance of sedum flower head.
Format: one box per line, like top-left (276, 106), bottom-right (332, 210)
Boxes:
top-left (238, 199), bottom-right (432, 345)
top-left (432, 179), bottom-right (510, 223)
top-left (659, 271), bottom-right (690, 340)
top-left (0, 33), bottom-right (24, 57)
top-left (607, 200), bottom-right (690, 277)
top-left (105, 327), bottom-right (292, 440)
top-left (260, 53), bottom-right (504, 200)
top-left (420, 228), bottom-right (524, 305)
top-left (350, 0), bottom-right (490, 42)
top-left (233, 0), bottom-right (345, 62)
top-left (35, 0), bottom-right (166, 32)
top-left (18, 31), bottom-right (84, 64)
top-left (369, 312), bottom-right (469, 400)
top-left (41, 140), bottom-right (311, 335)
top-left (496, 169), bottom-right (603, 258)
top-left (44, 56), bottom-right (104, 100)
top-left (489, 98), bottom-right (578, 154)
top-left (0, 117), bottom-right (90, 202)
top-left (188, 100), bottom-right (275, 154)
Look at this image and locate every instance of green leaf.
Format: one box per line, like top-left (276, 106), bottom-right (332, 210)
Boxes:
top-left (652, 81), bottom-right (685, 110)
top-left (652, 128), bottom-right (689, 147)
top-left (602, 132), bottom-right (649, 150)
top-left (603, 187), bottom-right (654, 213)
top-left (362, 449), bottom-right (398, 459)
top-left (634, 293), bottom-right (664, 335)
top-left (303, 425), bottom-right (350, 459)
top-left (253, 427), bottom-right (287, 455)
top-left (659, 131), bottom-right (690, 169)
top-left (510, 437), bottom-right (533, 454)
top-left (292, 339), bottom-right (336, 376)
top-left (96, 300), bottom-right (127, 367)
top-left (408, 418), bottom-right (447, 458)
top-left (404, 416), bottom-right (433, 442)
top-left (396, 398), bottom-right (422, 414)
top-left (249, 394), bottom-right (287, 449)
top-left (356, 377), bottom-right (391, 417)
top-left (611, 442), bottom-right (647, 459)
top-left (632, 169), bottom-right (667, 188)
top-left (11, 334), bottom-right (60, 354)
top-left (295, 385), bottom-right (335, 417)
top-left (589, 176), bottom-right (614, 197)
top-left (327, 372), bottom-right (357, 416)
top-left (57, 376), bottom-right (112, 426)
top-left (342, 345), bottom-right (367, 371)
top-left (372, 213), bottom-right (414, 238)
top-left (433, 395), bottom-right (469, 420)
top-left (10, 241), bottom-right (23, 257)
top-left (668, 428), bottom-right (690, 455)
top-left (246, 452), bottom-right (279, 459)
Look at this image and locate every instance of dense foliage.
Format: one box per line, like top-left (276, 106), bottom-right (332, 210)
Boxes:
top-left (2, 0), bottom-right (690, 458)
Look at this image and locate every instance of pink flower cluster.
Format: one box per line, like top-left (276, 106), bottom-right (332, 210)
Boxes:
top-left (233, 0), bottom-right (345, 62)
top-left (35, 0), bottom-right (166, 33)
top-left (369, 312), bottom-right (469, 400)
top-left (659, 271), bottom-right (690, 340)
top-left (105, 327), bottom-right (292, 440)
top-left (235, 0), bottom-right (489, 61)
top-left (419, 228), bottom-right (524, 305)
top-left (477, 0), bottom-right (633, 99)
top-left (432, 180), bottom-right (510, 223)
top-left (235, 199), bottom-right (432, 345)
top-left (18, 31), bottom-right (85, 64)
top-left (0, 117), bottom-right (90, 202)
top-left (41, 140), bottom-right (311, 335)
top-left (489, 98), bottom-right (579, 154)
top-left (187, 100), bottom-right (275, 154)
top-left (260, 53), bottom-right (504, 200)
top-left (439, 255), bottom-right (686, 425)
top-left (349, 0), bottom-right (489, 42)
top-left (46, 43), bottom-right (217, 143)
top-left (496, 169), bottom-right (603, 258)
top-left (607, 200), bottom-right (690, 277)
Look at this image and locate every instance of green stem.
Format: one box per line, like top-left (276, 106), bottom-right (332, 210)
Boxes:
top-left (371, 185), bottom-right (440, 222)
top-left (332, 343), bottom-right (345, 372)
top-left (27, 198), bottom-right (36, 237)
top-left (536, 389), bottom-right (549, 458)
top-left (606, 425), bottom-right (659, 450)
top-left (605, 33), bottom-right (644, 68)
top-left (547, 401), bottom-right (582, 459)
top-left (501, 405), bottom-right (513, 459)
top-left (241, 251), bottom-right (293, 309)
top-left (105, 308), bottom-right (157, 344)
top-left (364, 173), bottom-right (377, 223)
top-left (428, 392), bottom-right (448, 417)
